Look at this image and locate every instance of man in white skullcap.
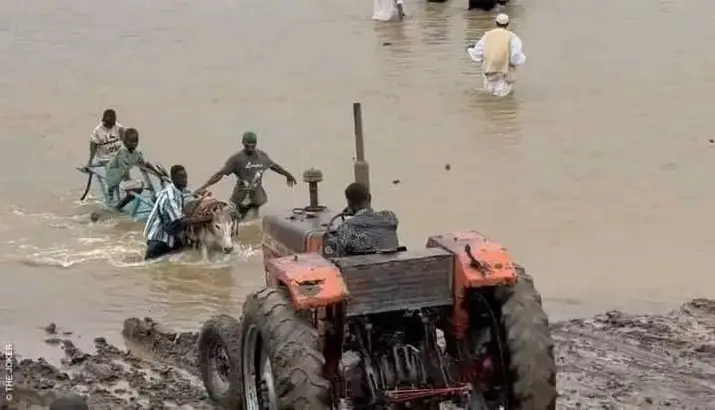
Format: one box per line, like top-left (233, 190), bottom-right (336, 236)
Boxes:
top-left (466, 13), bottom-right (526, 96)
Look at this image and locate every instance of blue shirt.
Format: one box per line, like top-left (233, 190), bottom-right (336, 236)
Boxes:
top-left (144, 184), bottom-right (185, 246)
top-left (105, 147), bottom-right (145, 188)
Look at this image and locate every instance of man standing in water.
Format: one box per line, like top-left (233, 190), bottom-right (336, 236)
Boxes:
top-left (85, 109), bottom-right (124, 167)
top-left (373, 0), bottom-right (405, 21)
top-left (144, 165), bottom-right (211, 260)
top-left (466, 13), bottom-right (526, 97)
top-left (195, 131), bottom-right (297, 220)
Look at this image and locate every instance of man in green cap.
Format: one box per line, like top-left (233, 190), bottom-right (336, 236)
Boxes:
top-left (195, 131), bottom-right (297, 219)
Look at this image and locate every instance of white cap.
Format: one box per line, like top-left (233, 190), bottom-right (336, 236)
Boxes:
top-left (495, 13), bottom-right (509, 25)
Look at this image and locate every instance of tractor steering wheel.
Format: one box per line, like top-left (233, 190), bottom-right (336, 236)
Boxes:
top-left (322, 209), bottom-right (351, 256)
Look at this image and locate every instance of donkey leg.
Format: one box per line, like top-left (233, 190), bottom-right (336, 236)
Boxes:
top-left (201, 245), bottom-right (208, 261)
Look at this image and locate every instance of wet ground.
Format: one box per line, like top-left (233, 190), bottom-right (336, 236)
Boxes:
top-left (2, 298), bottom-right (713, 409)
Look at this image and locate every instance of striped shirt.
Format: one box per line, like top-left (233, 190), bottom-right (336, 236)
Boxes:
top-left (144, 184), bottom-right (185, 246)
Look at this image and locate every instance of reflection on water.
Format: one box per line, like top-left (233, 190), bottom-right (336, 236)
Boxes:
top-left (149, 265), bottom-right (235, 323)
top-left (420, 4), bottom-right (450, 45)
top-left (469, 91), bottom-right (521, 142)
top-left (374, 20), bottom-right (412, 74)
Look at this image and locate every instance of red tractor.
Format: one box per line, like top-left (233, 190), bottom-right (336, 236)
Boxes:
top-left (198, 104), bottom-right (556, 409)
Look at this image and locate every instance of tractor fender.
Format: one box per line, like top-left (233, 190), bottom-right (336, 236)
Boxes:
top-left (427, 231), bottom-right (518, 338)
top-left (265, 253), bottom-right (349, 310)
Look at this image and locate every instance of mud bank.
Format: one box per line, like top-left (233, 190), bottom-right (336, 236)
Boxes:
top-left (2, 299), bottom-right (714, 409)
top-left (0, 321), bottom-right (210, 409)
top-left (553, 298), bottom-right (715, 408)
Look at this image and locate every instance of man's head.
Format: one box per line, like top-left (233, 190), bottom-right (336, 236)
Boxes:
top-left (495, 13), bottom-right (509, 28)
top-left (345, 182), bottom-right (371, 212)
top-left (123, 128), bottom-right (139, 151)
top-left (101, 109), bottom-right (117, 128)
top-left (171, 164), bottom-right (188, 190)
top-left (241, 131), bottom-right (258, 154)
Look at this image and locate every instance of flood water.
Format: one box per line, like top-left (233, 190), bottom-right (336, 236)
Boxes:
top-left (1, 0), bottom-right (715, 358)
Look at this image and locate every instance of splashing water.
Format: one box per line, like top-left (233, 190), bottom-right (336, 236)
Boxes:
top-left (2, 205), bottom-right (260, 269)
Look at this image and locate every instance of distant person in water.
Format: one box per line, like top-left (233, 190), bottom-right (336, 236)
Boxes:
top-left (373, 0), bottom-right (405, 21)
top-left (85, 109), bottom-right (124, 167)
top-left (466, 13), bottom-right (525, 97)
top-left (104, 128), bottom-right (162, 212)
top-left (468, 0), bottom-right (508, 11)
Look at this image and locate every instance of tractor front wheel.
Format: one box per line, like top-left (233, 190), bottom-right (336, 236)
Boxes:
top-left (198, 314), bottom-right (244, 409)
top-left (240, 287), bottom-right (332, 409)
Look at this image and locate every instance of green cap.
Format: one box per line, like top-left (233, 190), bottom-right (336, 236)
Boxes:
top-left (241, 131), bottom-right (257, 144)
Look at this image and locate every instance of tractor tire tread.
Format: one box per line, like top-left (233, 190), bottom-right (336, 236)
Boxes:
top-left (497, 269), bottom-right (557, 409)
top-left (243, 287), bottom-right (331, 410)
top-left (197, 314), bottom-right (244, 409)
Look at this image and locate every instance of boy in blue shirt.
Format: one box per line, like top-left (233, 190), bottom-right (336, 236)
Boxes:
top-left (105, 128), bottom-right (161, 212)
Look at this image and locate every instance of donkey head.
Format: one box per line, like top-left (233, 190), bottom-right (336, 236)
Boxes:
top-left (202, 202), bottom-right (237, 254)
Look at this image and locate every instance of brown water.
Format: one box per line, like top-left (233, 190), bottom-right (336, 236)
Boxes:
top-left (1, 0), bottom-right (715, 357)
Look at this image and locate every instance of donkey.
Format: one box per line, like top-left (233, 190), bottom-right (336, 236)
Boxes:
top-left (182, 196), bottom-right (240, 259)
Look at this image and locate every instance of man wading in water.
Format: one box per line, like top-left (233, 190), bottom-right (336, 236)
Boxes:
top-left (85, 109), bottom-right (124, 167)
top-left (466, 13), bottom-right (526, 97)
top-left (195, 131), bottom-right (297, 220)
top-left (144, 165), bottom-right (211, 260)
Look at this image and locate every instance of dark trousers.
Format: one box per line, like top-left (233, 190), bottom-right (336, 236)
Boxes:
top-left (145, 240), bottom-right (183, 260)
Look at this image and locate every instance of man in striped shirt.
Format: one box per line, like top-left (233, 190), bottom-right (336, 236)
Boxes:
top-left (143, 165), bottom-right (209, 260)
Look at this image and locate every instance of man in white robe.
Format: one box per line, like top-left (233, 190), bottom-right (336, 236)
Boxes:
top-left (466, 13), bottom-right (526, 97)
top-left (373, 0), bottom-right (405, 22)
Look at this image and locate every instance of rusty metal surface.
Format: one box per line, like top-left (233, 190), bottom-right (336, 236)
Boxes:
top-left (262, 209), bottom-right (336, 255)
top-left (332, 248), bottom-right (453, 316)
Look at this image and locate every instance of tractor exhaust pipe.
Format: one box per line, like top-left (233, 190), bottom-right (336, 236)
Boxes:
top-left (353, 102), bottom-right (370, 189)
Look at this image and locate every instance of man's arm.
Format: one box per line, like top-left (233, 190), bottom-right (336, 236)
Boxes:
top-left (266, 153), bottom-right (297, 186)
top-left (326, 222), bottom-right (372, 256)
top-left (196, 157), bottom-right (235, 193)
top-left (509, 34), bottom-right (526, 67)
top-left (86, 128), bottom-right (100, 166)
top-left (137, 154), bottom-right (162, 178)
top-left (466, 36), bottom-right (486, 64)
top-left (269, 163), bottom-right (292, 178)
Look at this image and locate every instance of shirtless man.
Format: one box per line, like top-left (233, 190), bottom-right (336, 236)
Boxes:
top-left (195, 131), bottom-right (297, 220)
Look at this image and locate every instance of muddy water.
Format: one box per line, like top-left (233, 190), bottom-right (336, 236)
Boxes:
top-left (1, 0), bottom-right (715, 358)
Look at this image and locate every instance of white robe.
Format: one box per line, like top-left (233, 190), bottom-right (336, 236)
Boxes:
top-left (466, 31), bottom-right (526, 97)
top-left (373, 0), bottom-right (404, 22)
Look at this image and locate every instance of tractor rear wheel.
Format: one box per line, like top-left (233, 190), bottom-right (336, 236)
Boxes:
top-left (241, 287), bottom-right (332, 410)
top-left (198, 314), bottom-right (244, 409)
top-left (495, 267), bottom-right (557, 409)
